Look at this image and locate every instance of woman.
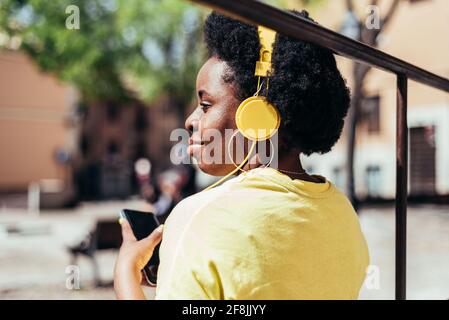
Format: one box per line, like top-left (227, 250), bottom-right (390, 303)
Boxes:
top-left (114, 10), bottom-right (369, 300)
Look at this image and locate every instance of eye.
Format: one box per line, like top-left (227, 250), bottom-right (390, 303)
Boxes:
top-left (200, 102), bottom-right (212, 112)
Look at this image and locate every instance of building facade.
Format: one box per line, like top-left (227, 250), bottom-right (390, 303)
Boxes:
top-left (0, 51), bottom-right (76, 194)
top-left (301, 0), bottom-right (449, 199)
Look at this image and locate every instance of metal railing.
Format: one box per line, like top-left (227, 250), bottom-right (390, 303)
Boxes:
top-left (190, 0), bottom-right (449, 300)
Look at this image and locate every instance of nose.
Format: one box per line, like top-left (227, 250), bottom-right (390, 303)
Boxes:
top-left (185, 107), bottom-right (200, 135)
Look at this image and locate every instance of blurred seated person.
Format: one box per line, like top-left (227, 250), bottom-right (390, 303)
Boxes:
top-left (143, 164), bottom-right (196, 223)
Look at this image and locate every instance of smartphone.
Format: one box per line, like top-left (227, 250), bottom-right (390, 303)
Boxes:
top-left (119, 209), bottom-right (160, 286)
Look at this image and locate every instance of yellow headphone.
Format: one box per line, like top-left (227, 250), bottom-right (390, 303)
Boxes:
top-left (204, 26), bottom-right (281, 191)
top-left (236, 26), bottom-right (280, 142)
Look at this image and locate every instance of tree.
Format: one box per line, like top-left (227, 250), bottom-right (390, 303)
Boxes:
top-left (0, 0), bottom-right (205, 123)
top-left (342, 0), bottom-right (400, 209)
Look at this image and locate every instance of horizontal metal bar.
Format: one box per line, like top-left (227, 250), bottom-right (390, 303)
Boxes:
top-left (191, 0), bottom-right (449, 93)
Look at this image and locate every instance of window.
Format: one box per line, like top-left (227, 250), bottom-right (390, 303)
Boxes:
top-left (106, 102), bottom-right (121, 122)
top-left (365, 165), bottom-right (382, 197)
top-left (332, 166), bottom-right (344, 190)
top-left (361, 95), bottom-right (381, 133)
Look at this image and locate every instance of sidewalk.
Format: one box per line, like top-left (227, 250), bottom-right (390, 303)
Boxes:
top-left (359, 204), bottom-right (449, 299)
top-left (0, 200), bottom-right (155, 299)
top-left (1, 202), bottom-right (448, 299)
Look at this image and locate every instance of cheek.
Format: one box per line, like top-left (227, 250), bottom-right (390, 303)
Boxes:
top-left (199, 107), bottom-right (237, 137)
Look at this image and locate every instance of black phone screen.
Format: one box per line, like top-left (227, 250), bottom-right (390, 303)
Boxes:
top-left (120, 209), bottom-right (160, 285)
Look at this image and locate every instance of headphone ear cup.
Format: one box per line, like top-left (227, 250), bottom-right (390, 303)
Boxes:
top-left (235, 96), bottom-right (280, 141)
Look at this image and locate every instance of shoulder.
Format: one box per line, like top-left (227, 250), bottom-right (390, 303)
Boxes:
top-left (169, 170), bottom-right (315, 235)
top-left (179, 187), bottom-right (303, 262)
top-left (167, 172), bottom-right (282, 219)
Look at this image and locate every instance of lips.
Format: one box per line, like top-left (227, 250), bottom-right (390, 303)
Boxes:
top-left (187, 137), bottom-right (205, 157)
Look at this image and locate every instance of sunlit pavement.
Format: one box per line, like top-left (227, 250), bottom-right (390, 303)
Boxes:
top-left (0, 200), bottom-right (155, 299)
top-left (0, 201), bottom-right (448, 300)
top-left (359, 204), bottom-right (449, 300)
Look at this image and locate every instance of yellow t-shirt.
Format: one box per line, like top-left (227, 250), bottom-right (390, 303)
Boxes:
top-left (155, 167), bottom-right (369, 300)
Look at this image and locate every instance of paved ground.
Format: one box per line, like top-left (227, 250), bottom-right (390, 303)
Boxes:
top-left (359, 204), bottom-right (449, 300)
top-left (0, 201), bottom-right (448, 300)
top-left (0, 200), bottom-right (156, 300)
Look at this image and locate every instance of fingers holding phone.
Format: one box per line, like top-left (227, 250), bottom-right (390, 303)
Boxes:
top-left (117, 218), bottom-right (163, 271)
top-left (119, 217), bottom-right (137, 242)
top-left (114, 210), bottom-right (163, 299)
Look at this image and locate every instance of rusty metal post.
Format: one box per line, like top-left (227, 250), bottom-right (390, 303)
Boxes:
top-left (396, 74), bottom-right (408, 300)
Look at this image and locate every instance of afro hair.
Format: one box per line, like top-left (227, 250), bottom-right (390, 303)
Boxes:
top-left (203, 10), bottom-right (351, 155)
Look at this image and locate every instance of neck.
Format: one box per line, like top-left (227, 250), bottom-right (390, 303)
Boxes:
top-left (240, 145), bottom-right (322, 183)
top-left (275, 149), bottom-right (321, 183)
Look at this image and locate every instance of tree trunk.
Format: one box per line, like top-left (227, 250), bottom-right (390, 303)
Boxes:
top-left (344, 0), bottom-right (399, 211)
top-left (346, 62), bottom-right (370, 210)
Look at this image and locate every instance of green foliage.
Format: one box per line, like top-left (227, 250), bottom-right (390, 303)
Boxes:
top-left (0, 0), bottom-right (323, 109)
top-left (0, 0), bottom-right (205, 107)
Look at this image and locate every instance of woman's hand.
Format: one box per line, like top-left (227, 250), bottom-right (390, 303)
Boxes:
top-left (114, 218), bottom-right (163, 300)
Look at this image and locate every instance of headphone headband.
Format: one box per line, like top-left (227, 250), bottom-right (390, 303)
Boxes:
top-left (255, 26), bottom-right (276, 77)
